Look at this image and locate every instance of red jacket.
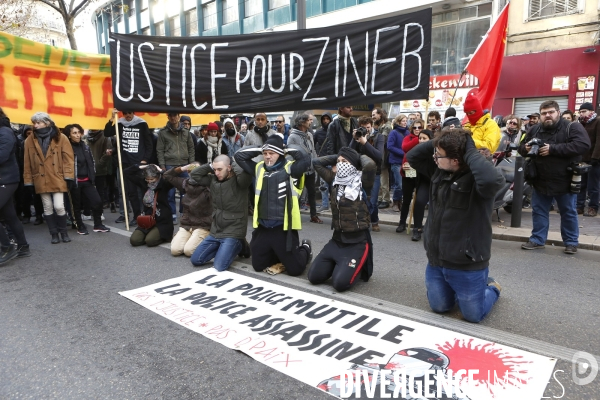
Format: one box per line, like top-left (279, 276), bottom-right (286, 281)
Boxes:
top-left (400, 133), bottom-right (420, 177)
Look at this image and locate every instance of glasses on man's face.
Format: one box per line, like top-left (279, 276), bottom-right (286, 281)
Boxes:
top-left (433, 149), bottom-right (449, 160)
top-left (540, 111), bottom-right (556, 116)
top-left (275, 120), bottom-right (284, 123)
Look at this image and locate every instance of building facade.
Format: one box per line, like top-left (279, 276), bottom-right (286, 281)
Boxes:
top-left (496, 0), bottom-right (600, 117)
top-left (92, 0), bottom-right (600, 118)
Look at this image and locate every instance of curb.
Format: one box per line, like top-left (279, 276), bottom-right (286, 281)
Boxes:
top-left (300, 209), bottom-right (599, 251)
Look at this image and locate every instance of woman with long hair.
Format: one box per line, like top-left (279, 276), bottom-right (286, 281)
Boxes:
top-left (397, 125), bottom-right (433, 241)
top-left (64, 124), bottom-right (111, 235)
top-left (125, 164), bottom-right (174, 247)
top-left (23, 112), bottom-right (74, 244)
top-left (0, 108), bottom-right (30, 263)
top-left (387, 114), bottom-right (409, 212)
top-left (195, 122), bottom-right (228, 165)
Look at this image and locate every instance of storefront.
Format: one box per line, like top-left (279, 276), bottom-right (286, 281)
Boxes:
top-left (494, 46), bottom-right (600, 117)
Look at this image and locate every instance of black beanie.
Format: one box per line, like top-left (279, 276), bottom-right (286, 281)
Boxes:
top-left (338, 147), bottom-right (361, 170)
top-left (262, 134), bottom-right (285, 155)
top-left (579, 102), bottom-right (594, 111)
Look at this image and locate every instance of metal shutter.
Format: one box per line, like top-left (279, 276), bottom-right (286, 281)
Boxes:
top-left (514, 96), bottom-right (569, 117)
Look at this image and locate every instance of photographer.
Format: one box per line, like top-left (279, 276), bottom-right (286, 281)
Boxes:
top-left (518, 100), bottom-right (590, 254)
top-left (350, 116), bottom-right (383, 231)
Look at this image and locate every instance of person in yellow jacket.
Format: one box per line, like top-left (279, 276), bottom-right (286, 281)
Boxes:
top-left (234, 135), bottom-right (312, 276)
top-left (462, 92), bottom-right (501, 155)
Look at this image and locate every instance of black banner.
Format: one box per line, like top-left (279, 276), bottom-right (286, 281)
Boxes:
top-left (109, 9), bottom-right (431, 113)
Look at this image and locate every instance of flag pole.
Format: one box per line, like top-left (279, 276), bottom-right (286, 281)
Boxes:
top-left (449, 69), bottom-right (468, 107)
top-left (114, 114), bottom-right (130, 231)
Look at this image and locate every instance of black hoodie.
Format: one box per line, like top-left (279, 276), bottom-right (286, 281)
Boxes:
top-left (314, 112), bottom-right (332, 156)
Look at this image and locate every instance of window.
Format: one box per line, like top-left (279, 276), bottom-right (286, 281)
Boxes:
top-left (140, 9), bottom-right (149, 29)
top-left (183, 0), bottom-right (196, 11)
top-left (431, 18), bottom-right (490, 75)
top-left (223, 0), bottom-right (239, 24)
top-left (528, 0), bottom-right (580, 21)
top-left (203, 0), bottom-right (217, 30)
top-left (170, 15), bottom-right (180, 36)
top-left (127, 0), bottom-right (135, 17)
top-left (155, 21), bottom-right (164, 36)
top-left (185, 8), bottom-right (198, 36)
top-left (245, 0), bottom-right (262, 17)
top-left (269, 0), bottom-right (287, 10)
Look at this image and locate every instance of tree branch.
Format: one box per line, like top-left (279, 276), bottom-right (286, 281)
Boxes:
top-left (36, 0), bottom-right (63, 14)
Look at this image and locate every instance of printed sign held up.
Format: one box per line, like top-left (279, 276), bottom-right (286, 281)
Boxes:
top-left (109, 10), bottom-right (432, 114)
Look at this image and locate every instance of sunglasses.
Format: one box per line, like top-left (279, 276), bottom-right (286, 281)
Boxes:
top-left (508, 121), bottom-right (518, 125)
top-left (413, 126), bottom-right (422, 130)
top-left (275, 120), bottom-right (284, 123)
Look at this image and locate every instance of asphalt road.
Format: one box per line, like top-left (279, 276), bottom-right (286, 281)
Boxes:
top-left (1, 214), bottom-right (599, 399)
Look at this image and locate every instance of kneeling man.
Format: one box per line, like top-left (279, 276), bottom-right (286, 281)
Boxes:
top-left (189, 155), bottom-right (252, 271)
top-left (235, 135), bottom-right (312, 276)
top-left (407, 129), bottom-right (505, 322)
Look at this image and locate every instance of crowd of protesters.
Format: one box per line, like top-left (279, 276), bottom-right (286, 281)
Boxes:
top-left (1, 96), bottom-right (597, 324)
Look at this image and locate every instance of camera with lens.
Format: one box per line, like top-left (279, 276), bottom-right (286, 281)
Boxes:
top-left (567, 162), bottom-right (592, 194)
top-left (527, 138), bottom-right (545, 156)
top-left (354, 126), bottom-right (368, 139)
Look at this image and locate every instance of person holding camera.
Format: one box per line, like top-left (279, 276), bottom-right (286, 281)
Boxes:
top-left (519, 100), bottom-right (590, 254)
top-left (349, 116), bottom-right (383, 231)
top-left (576, 102), bottom-right (600, 217)
top-left (407, 128), bottom-right (505, 323)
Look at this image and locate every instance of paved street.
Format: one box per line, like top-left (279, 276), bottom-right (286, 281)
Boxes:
top-left (1, 213), bottom-right (599, 399)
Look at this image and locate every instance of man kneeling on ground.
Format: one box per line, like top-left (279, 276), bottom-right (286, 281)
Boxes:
top-left (407, 128), bottom-right (505, 323)
top-left (235, 135), bottom-right (312, 276)
top-left (308, 147), bottom-right (376, 292)
top-left (188, 155), bottom-right (252, 271)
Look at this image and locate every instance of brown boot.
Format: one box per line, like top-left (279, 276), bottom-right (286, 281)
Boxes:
top-left (371, 223), bottom-right (380, 232)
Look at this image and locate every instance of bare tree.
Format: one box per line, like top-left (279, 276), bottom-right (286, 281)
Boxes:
top-left (32, 0), bottom-right (96, 50)
top-left (0, 0), bottom-right (36, 36)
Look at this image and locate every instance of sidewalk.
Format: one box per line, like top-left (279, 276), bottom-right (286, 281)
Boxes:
top-left (304, 205), bottom-right (600, 251)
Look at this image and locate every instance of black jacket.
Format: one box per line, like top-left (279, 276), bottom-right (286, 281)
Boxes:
top-left (518, 119), bottom-right (591, 196)
top-left (0, 117), bottom-right (20, 185)
top-left (314, 113), bottom-right (332, 156)
top-left (125, 165), bottom-right (174, 241)
top-left (313, 154), bottom-right (376, 281)
top-left (407, 140), bottom-right (505, 271)
top-left (324, 117), bottom-right (358, 156)
top-left (195, 139), bottom-right (229, 165)
top-left (104, 117), bottom-right (154, 165)
top-left (70, 141), bottom-right (96, 185)
top-left (350, 132), bottom-right (384, 175)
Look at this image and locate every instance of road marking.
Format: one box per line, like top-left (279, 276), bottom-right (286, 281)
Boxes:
top-left (102, 222), bottom-right (600, 368)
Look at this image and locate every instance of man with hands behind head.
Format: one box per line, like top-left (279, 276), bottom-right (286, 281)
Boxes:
top-left (407, 128), bottom-right (505, 323)
top-left (188, 155), bottom-right (252, 271)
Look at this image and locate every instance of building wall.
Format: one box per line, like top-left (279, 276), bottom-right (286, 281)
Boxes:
top-left (506, 0), bottom-right (600, 55)
top-left (495, 46), bottom-right (600, 115)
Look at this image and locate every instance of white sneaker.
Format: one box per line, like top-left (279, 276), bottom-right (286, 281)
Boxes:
top-left (101, 213), bottom-right (105, 221)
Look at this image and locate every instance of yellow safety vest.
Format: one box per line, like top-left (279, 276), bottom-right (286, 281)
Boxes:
top-left (253, 160), bottom-right (304, 230)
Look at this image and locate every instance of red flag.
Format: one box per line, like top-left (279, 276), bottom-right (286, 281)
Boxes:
top-left (464, 2), bottom-right (510, 111)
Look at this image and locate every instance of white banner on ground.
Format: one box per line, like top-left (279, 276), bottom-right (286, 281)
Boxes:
top-left (120, 270), bottom-right (555, 399)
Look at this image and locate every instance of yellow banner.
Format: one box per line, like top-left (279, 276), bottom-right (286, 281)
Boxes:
top-left (0, 31), bottom-right (219, 129)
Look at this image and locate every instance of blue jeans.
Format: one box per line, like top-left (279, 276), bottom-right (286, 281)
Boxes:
top-left (425, 264), bottom-right (500, 323)
top-left (166, 165), bottom-right (188, 215)
top-left (190, 235), bottom-right (242, 271)
top-left (369, 174), bottom-right (381, 223)
top-left (390, 164), bottom-right (403, 202)
top-left (531, 189), bottom-right (579, 246)
top-left (576, 164), bottom-right (600, 211)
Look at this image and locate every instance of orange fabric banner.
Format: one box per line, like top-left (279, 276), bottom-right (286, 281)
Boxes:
top-left (0, 31), bottom-right (219, 129)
